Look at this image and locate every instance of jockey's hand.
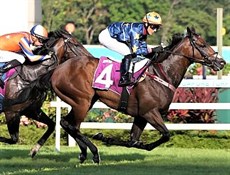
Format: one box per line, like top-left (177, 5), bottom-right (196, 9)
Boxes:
top-left (152, 45), bottom-right (164, 53)
top-left (130, 53), bottom-right (137, 58)
top-left (43, 54), bottom-right (52, 60)
top-left (48, 51), bottom-right (54, 56)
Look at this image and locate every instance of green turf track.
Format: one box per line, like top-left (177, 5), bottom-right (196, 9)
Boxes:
top-left (0, 145), bottom-right (229, 175)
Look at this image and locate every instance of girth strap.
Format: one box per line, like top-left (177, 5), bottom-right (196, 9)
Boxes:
top-left (118, 87), bottom-right (129, 113)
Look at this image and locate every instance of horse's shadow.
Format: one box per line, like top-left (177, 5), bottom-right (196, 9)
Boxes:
top-left (0, 147), bottom-right (146, 163)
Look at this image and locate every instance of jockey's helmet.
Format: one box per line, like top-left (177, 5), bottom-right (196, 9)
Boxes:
top-left (142, 12), bottom-right (162, 25)
top-left (30, 24), bottom-right (48, 42)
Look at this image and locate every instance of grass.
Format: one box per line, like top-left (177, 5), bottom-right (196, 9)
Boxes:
top-left (0, 145), bottom-right (229, 175)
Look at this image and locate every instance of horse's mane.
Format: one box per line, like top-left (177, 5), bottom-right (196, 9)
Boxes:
top-left (48, 28), bottom-right (72, 38)
top-left (34, 29), bottom-right (72, 55)
top-left (165, 33), bottom-right (184, 50)
top-left (149, 33), bottom-right (184, 63)
top-left (46, 29), bottom-right (92, 57)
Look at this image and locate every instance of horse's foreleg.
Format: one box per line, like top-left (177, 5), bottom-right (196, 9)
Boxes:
top-left (141, 109), bottom-right (170, 151)
top-left (0, 114), bottom-right (20, 144)
top-left (26, 110), bottom-right (55, 158)
top-left (61, 117), bottom-right (100, 163)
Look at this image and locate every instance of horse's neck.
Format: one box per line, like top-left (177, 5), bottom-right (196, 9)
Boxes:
top-left (157, 54), bottom-right (191, 88)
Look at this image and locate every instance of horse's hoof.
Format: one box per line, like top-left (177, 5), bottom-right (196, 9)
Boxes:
top-left (93, 133), bottom-right (104, 140)
top-left (92, 154), bottom-right (100, 164)
top-left (29, 144), bottom-right (41, 158)
top-left (79, 153), bottom-right (87, 164)
top-left (29, 149), bottom-right (37, 158)
top-left (105, 137), bottom-right (115, 144)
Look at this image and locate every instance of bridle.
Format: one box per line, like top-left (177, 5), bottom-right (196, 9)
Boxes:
top-left (188, 34), bottom-right (219, 66)
top-left (63, 37), bottom-right (82, 57)
top-left (164, 33), bottom-right (218, 67)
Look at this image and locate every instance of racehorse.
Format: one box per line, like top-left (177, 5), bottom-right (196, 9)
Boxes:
top-left (51, 27), bottom-right (225, 164)
top-left (0, 29), bottom-right (91, 157)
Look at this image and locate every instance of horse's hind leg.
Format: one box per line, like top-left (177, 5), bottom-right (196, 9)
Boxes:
top-left (60, 110), bottom-right (88, 163)
top-left (24, 109), bottom-right (55, 158)
top-left (0, 113), bottom-right (20, 144)
top-left (61, 117), bottom-right (100, 163)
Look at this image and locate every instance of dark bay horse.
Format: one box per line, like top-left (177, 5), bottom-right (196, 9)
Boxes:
top-left (51, 27), bottom-right (225, 163)
top-left (0, 29), bottom-right (91, 157)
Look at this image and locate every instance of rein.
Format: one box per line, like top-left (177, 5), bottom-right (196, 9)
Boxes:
top-left (135, 54), bottom-right (175, 92)
top-left (64, 38), bottom-right (81, 57)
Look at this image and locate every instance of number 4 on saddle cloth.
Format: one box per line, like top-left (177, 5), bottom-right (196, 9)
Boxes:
top-left (92, 56), bottom-right (149, 95)
top-left (0, 63), bottom-right (16, 111)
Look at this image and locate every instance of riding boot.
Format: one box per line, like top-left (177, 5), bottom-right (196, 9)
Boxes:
top-left (118, 55), bottom-right (133, 87)
top-left (0, 73), bottom-right (4, 89)
top-left (0, 59), bottom-right (21, 89)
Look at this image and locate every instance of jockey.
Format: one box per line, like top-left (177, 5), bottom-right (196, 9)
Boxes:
top-left (98, 11), bottom-right (163, 86)
top-left (0, 24), bottom-right (51, 88)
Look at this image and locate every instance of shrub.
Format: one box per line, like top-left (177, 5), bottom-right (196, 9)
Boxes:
top-left (167, 87), bottom-right (218, 123)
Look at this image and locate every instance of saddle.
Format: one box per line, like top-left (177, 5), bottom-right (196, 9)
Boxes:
top-left (0, 58), bottom-right (58, 110)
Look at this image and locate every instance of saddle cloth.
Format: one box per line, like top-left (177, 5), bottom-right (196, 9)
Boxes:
top-left (92, 56), bottom-right (148, 95)
top-left (0, 68), bottom-right (16, 111)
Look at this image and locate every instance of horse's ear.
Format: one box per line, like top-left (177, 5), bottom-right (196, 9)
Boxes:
top-left (187, 27), bottom-right (191, 36)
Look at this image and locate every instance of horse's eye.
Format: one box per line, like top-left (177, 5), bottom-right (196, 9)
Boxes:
top-left (195, 40), bottom-right (206, 48)
top-left (199, 43), bottom-right (206, 48)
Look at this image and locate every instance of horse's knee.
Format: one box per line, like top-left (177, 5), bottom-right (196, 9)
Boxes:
top-left (49, 121), bottom-right (55, 131)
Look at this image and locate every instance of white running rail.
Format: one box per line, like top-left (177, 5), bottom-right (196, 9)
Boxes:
top-left (50, 79), bottom-right (230, 151)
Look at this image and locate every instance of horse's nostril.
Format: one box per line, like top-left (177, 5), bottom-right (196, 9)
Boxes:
top-left (221, 61), bottom-right (226, 65)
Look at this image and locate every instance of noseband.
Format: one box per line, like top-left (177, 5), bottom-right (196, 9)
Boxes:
top-left (188, 35), bottom-right (218, 66)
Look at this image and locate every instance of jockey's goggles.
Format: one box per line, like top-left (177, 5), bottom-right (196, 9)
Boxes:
top-left (149, 24), bottom-right (161, 32)
top-left (32, 34), bottom-right (47, 43)
top-left (37, 37), bottom-right (46, 43)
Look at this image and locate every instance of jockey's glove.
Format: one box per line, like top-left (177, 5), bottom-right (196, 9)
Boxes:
top-left (48, 51), bottom-right (54, 56)
top-left (43, 54), bottom-right (52, 60)
top-left (152, 45), bottom-right (164, 53)
top-left (124, 53), bottom-right (137, 59)
top-left (131, 53), bottom-right (137, 58)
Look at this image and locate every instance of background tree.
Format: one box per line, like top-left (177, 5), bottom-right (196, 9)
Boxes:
top-left (42, 0), bottom-right (108, 44)
top-left (42, 0), bottom-right (230, 45)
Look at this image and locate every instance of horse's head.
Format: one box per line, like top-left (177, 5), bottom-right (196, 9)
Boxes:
top-left (41, 29), bottom-right (92, 64)
top-left (184, 27), bottom-right (226, 71)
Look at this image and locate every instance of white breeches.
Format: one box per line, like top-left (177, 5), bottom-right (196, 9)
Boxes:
top-left (98, 28), bottom-right (131, 56)
top-left (0, 50), bottom-right (25, 63)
